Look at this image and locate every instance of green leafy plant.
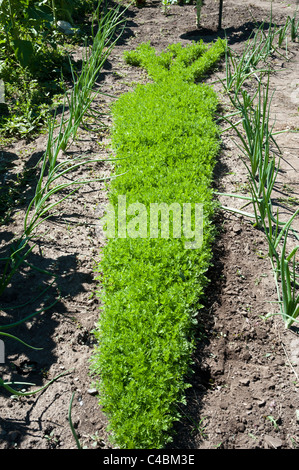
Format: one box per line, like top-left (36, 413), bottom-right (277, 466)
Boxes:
top-left (0, 0), bottom-right (67, 137)
top-left (91, 39), bottom-right (225, 449)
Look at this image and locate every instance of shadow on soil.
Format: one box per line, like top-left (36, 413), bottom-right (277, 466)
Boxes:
top-left (181, 21), bottom-right (275, 45)
top-left (0, 244), bottom-right (93, 444)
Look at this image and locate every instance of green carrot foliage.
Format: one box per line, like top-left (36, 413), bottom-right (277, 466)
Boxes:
top-left (91, 39), bottom-right (225, 449)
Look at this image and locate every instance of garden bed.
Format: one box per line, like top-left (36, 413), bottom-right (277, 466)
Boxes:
top-left (0, 0), bottom-right (298, 450)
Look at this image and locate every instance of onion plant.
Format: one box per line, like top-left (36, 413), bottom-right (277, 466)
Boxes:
top-left (196, 0), bottom-right (203, 28)
top-left (276, 232), bottom-right (299, 328)
top-left (277, 16), bottom-right (290, 48)
top-left (289, 11), bottom-right (299, 42)
top-left (59, 4), bottom-right (125, 150)
top-left (221, 8), bottom-right (298, 102)
top-left (223, 45), bottom-right (267, 101)
top-left (222, 75), bottom-right (281, 222)
top-left (0, 369), bottom-right (71, 397)
top-left (218, 81), bottom-right (299, 328)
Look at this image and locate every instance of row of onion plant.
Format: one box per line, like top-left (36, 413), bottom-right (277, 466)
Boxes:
top-left (0, 2), bottom-right (125, 397)
top-left (216, 10), bottom-right (299, 328)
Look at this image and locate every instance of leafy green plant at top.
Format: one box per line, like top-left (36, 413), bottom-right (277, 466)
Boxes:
top-left (0, 0), bottom-right (56, 67)
top-left (161, 0), bottom-right (174, 15)
top-left (0, 0), bottom-right (111, 138)
top-left (124, 38), bottom-right (225, 83)
top-left (0, 0), bottom-right (98, 65)
top-left (0, 0), bottom-right (70, 138)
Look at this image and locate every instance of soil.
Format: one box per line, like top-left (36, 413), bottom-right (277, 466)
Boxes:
top-left (0, 0), bottom-right (299, 451)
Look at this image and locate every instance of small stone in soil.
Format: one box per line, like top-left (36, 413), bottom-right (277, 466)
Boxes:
top-left (264, 434), bottom-right (283, 449)
top-left (239, 378), bottom-right (250, 386)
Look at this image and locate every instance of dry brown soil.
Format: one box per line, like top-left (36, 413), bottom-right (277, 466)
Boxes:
top-left (0, 0), bottom-right (298, 451)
